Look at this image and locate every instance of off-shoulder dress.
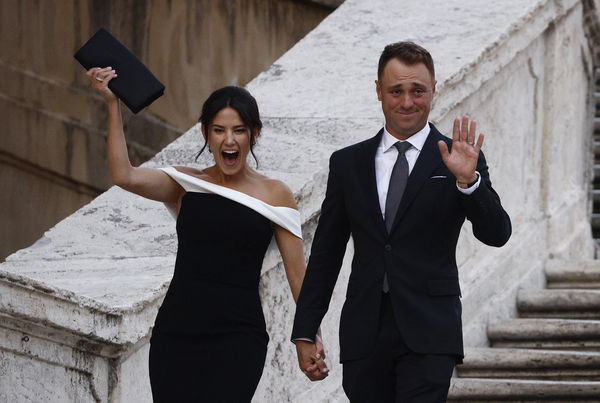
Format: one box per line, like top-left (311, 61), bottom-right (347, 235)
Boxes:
top-left (148, 167), bottom-right (302, 402)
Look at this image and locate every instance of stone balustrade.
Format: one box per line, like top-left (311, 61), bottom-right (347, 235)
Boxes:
top-left (1, 0), bottom-right (600, 401)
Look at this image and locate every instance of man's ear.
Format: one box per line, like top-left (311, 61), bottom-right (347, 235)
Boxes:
top-left (432, 80), bottom-right (437, 96)
top-left (375, 80), bottom-right (382, 101)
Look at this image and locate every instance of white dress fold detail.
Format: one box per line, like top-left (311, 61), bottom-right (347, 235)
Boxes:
top-left (160, 167), bottom-right (302, 239)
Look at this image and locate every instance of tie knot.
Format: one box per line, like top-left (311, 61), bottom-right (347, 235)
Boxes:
top-left (394, 141), bottom-right (412, 155)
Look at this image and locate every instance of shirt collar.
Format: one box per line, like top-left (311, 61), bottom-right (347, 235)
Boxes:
top-left (382, 123), bottom-right (431, 153)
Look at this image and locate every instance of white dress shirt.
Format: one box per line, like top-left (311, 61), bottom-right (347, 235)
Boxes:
top-left (375, 123), bottom-right (480, 218)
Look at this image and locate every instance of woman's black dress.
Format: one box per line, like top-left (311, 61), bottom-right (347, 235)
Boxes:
top-left (149, 192), bottom-right (274, 402)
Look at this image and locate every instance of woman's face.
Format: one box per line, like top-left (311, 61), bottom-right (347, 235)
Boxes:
top-left (204, 107), bottom-right (255, 176)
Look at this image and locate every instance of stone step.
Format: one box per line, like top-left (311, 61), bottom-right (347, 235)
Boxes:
top-left (593, 189), bottom-right (600, 204)
top-left (517, 289), bottom-right (600, 319)
top-left (545, 261), bottom-right (600, 289)
top-left (457, 347), bottom-right (600, 381)
top-left (595, 117), bottom-right (600, 133)
top-left (594, 140), bottom-right (600, 157)
top-left (594, 164), bottom-right (600, 179)
top-left (593, 214), bottom-right (600, 235)
top-left (488, 319), bottom-right (600, 351)
top-left (448, 377), bottom-right (600, 401)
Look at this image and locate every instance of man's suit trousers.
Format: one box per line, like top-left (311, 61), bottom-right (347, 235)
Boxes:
top-left (342, 293), bottom-right (455, 403)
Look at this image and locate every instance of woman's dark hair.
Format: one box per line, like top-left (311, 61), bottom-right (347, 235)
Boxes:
top-left (195, 86), bottom-right (262, 167)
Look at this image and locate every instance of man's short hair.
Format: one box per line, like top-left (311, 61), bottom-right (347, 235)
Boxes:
top-left (377, 42), bottom-right (435, 81)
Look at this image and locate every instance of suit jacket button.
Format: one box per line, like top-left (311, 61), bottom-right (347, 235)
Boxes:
top-left (384, 244), bottom-right (392, 252)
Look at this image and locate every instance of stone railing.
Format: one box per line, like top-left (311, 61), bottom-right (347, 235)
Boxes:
top-left (1, 0), bottom-right (599, 402)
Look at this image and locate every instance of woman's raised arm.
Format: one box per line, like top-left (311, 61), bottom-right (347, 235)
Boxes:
top-left (87, 67), bottom-right (183, 203)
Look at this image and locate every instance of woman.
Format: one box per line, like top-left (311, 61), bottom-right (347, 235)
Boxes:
top-left (87, 67), bottom-right (327, 401)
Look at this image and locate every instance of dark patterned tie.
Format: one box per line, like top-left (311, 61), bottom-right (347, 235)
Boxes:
top-left (383, 141), bottom-right (411, 292)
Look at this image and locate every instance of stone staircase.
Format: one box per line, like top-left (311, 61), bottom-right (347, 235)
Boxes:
top-left (592, 68), bottom-right (600, 247)
top-left (447, 260), bottom-right (600, 402)
top-left (447, 65), bottom-right (600, 401)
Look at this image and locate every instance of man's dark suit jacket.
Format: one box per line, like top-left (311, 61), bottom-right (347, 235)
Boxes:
top-left (292, 124), bottom-right (512, 363)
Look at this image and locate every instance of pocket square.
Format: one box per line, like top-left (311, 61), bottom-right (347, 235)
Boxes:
top-left (430, 175), bottom-right (447, 179)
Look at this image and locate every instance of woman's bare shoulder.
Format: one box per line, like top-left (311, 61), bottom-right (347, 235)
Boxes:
top-left (259, 177), bottom-right (297, 209)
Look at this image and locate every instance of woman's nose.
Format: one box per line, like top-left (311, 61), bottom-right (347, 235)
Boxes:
top-left (224, 130), bottom-right (235, 144)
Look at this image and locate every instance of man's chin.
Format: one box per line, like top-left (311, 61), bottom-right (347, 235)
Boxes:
top-left (388, 123), bottom-right (421, 138)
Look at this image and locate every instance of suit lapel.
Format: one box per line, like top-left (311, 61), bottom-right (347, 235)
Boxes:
top-left (357, 130), bottom-right (387, 235)
top-left (391, 125), bottom-right (446, 232)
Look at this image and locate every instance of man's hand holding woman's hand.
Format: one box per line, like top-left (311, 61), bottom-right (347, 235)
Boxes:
top-left (86, 67), bottom-right (118, 103)
top-left (296, 333), bottom-right (329, 381)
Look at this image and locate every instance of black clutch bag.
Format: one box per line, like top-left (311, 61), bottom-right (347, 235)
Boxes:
top-left (74, 28), bottom-right (165, 113)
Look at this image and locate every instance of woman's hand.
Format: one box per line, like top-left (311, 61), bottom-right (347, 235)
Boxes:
top-left (86, 67), bottom-right (118, 103)
top-left (314, 331), bottom-right (328, 374)
top-left (86, 66), bottom-right (182, 203)
top-left (295, 333), bottom-right (329, 382)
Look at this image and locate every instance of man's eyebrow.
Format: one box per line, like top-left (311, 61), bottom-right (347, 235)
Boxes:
top-left (388, 82), bottom-right (427, 89)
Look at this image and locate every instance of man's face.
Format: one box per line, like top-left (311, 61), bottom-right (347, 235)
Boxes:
top-left (376, 59), bottom-right (436, 140)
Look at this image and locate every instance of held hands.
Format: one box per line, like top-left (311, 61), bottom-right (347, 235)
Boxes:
top-left (86, 67), bottom-right (118, 103)
top-left (437, 116), bottom-right (484, 187)
top-left (296, 333), bottom-right (329, 381)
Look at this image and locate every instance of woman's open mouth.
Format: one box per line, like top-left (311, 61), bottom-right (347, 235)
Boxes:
top-left (222, 150), bottom-right (240, 167)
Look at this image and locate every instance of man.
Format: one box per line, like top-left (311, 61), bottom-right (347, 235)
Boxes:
top-left (291, 42), bottom-right (511, 401)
